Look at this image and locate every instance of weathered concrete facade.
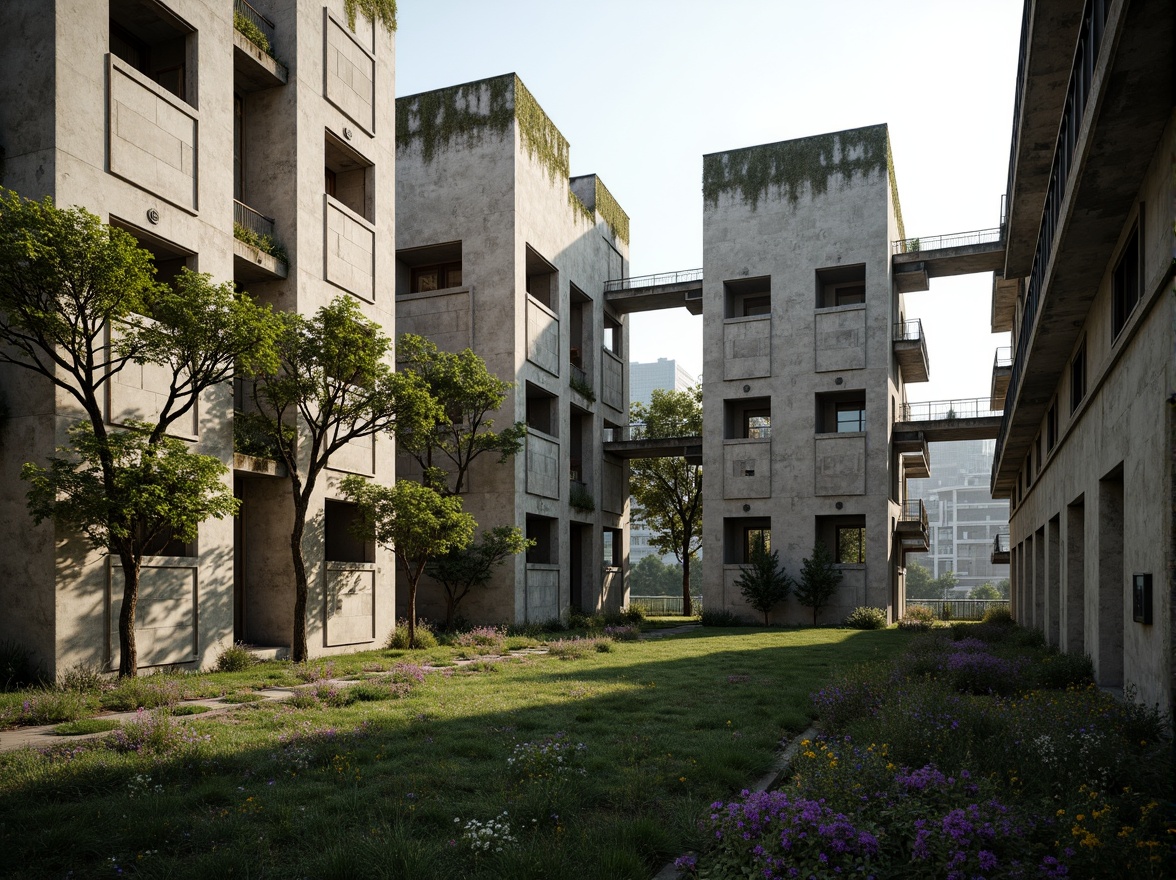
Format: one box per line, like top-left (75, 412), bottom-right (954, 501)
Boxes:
top-left (701, 126), bottom-right (924, 624)
top-left (0, 0), bottom-right (399, 675)
top-left (994, 0), bottom-right (1174, 711)
top-left (395, 74), bottom-right (631, 624)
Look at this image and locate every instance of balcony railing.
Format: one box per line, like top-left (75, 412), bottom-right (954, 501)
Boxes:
top-left (900, 398), bottom-right (1002, 422)
top-left (900, 498), bottom-right (929, 530)
top-left (993, 347), bottom-right (1012, 369)
top-left (234, 0), bottom-right (276, 52)
top-left (993, 532), bottom-right (1010, 555)
top-left (893, 226), bottom-right (1003, 255)
top-left (603, 423), bottom-right (645, 442)
top-left (603, 268), bottom-right (702, 293)
top-left (894, 318), bottom-right (924, 342)
top-left (234, 199), bottom-right (275, 241)
top-left (906, 599), bottom-right (1010, 621)
top-left (996, 0), bottom-right (1110, 471)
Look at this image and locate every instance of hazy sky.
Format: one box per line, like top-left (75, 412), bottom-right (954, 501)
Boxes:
top-left (396, 0), bottom-right (1022, 401)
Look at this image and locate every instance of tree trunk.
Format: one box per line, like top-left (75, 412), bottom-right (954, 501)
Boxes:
top-left (117, 550), bottom-right (141, 677)
top-left (680, 540), bottom-right (693, 617)
top-left (403, 558), bottom-right (419, 647)
top-left (290, 497), bottom-right (310, 662)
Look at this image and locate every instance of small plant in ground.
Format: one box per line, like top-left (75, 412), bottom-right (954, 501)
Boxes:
top-left (7, 688), bottom-right (92, 725)
top-left (1, 641), bottom-right (43, 690)
top-left (735, 534), bottom-right (792, 625)
top-left (386, 619), bottom-right (438, 650)
top-left (700, 608), bottom-right (742, 627)
top-left (450, 625), bottom-right (506, 653)
top-left (102, 675), bottom-right (183, 712)
top-left (171, 704), bottom-right (210, 716)
top-left (57, 661), bottom-right (104, 692)
top-left (981, 605), bottom-right (1015, 626)
top-left (900, 604), bottom-right (936, 631)
top-left (508, 733), bottom-right (587, 782)
top-left (295, 660), bottom-right (337, 683)
top-left (456, 811), bottom-right (517, 854)
top-left (602, 624), bottom-right (640, 642)
top-left (125, 773), bottom-right (164, 799)
top-left (546, 637), bottom-right (610, 659)
top-left (215, 642), bottom-right (258, 672)
top-left (844, 606), bottom-right (887, 630)
top-left (106, 708), bottom-right (193, 755)
top-left (618, 605), bottom-right (646, 624)
top-left (796, 540), bottom-right (843, 625)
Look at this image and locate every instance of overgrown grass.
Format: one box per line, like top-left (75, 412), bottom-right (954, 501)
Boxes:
top-left (0, 628), bottom-right (906, 879)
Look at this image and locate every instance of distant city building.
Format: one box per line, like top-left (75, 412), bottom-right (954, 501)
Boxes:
top-left (629, 358), bottom-right (697, 567)
top-left (907, 441), bottom-right (1009, 592)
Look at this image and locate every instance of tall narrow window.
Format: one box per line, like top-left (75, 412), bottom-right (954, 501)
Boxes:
top-left (835, 524), bottom-right (866, 564)
top-left (233, 94), bottom-right (245, 202)
top-left (1046, 402), bottom-right (1058, 452)
top-left (1111, 226), bottom-right (1140, 340)
top-left (1070, 340), bottom-right (1086, 413)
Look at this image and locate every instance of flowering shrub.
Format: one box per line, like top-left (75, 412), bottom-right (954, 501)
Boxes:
top-left (106, 708), bottom-right (205, 755)
top-left (294, 660), bottom-right (336, 683)
top-left (844, 606), bottom-right (887, 630)
top-left (941, 646), bottom-right (1025, 696)
top-left (602, 624), bottom-right (640, 642)
top-left (386, 619), bottom-right (438, 650)
top-left (697, 790), bottom-right (880, 879)
top-left (456, 811), bottom-right (517, 853)
top-left (546, 637), bottom-right (611, 659)
top-left (507, 733), bottom-right (587, 783)
top-left (900, 605), bottom-right (936, 631)
top-left (451, 626), bottom-right (506, 653)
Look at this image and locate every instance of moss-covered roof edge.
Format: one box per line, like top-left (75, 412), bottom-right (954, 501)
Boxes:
top-left (592, 177), bottom-right (630, 245)
top-left (702, 124), bottom-right (896, 212)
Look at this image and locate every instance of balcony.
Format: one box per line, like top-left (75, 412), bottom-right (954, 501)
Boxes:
top-left (233, 0), bottom-right (288, 91)
top-left (233, 200), bottom-right (288, 282)
top-left (893, 319), bottom-right (930, 383)
top-left (991, 531), bottom-right (1010, 565)
top-left (891, 224), bottom-right (1005, 293)
top-left (896, 499), bottom-right (930, 554)
top-left (990, 347), bottom-right (1012, 410)
top-left (602, 423), bottom-right (702, 465)
top-left (568, 361), bottom-right (595, 402)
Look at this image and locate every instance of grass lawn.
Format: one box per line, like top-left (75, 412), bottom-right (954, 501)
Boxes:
top-left (0, 627), bottom-right (909, 879)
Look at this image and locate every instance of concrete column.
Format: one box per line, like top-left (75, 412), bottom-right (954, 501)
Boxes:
top-left (1097, 469), bottom-right (1124, 687)
top-left (1047, 515), bottom-right (1061, 646)
top-left (1064, 498), bottom-right (1086, 654)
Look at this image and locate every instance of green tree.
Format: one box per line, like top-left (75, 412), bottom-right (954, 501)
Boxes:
top-left (735, 534), bottom-right (792, 625)
top-left (996, 578), bottom-right (1011, 599)
top-left (342, 477), bottom-right (475, 647)
top-left (245, 298), bottom-right (439, 662)
top-left (934, 569), bottom-right (960, 598)
top-left (796, 541), bottom-right (844, 625)
top-left (630, 555), bottom-right (680, 596)
top-left (629, 387), bottom-right (703, 616)
top-left (0, 191), bottom-right (277, 675)
top-left (395, 334), bottom-right (526, 495)
top-left (969, 582), bottom-right (1002, 600)
top-left (905, 559), bottom-right (938, 601)
top-left (425, 525), bottom-right (532, 629)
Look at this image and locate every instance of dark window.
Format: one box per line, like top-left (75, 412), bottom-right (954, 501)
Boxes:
top-left (836, 525), bottom-right (866, 564)
top-left (526, 515), bottom-right (557, 564)
top-left (109, 2), bottom-right (192, 103)
top-left (1046, 401), bottom-right (1058, 451)
top-left (742, 295), bottom-right (771, 316)
top-left (325, 132), bottom-right (373, 220)
top-left (816, 264), bottom-right (866, 308)
top-left (525, 246), bottom-right (557, 310)
top-left (604, 313), bottom-right (622, 356)
top-left (745, 527), bottom-right (770, 559)
top-left (525, 382), bottom-right (557, 436)
top-left (603, 527), bottom-right (622, 567)
top-left (1111, 226), bottom-right (1140, 340)
top-left (723, 276), bottom-right (771, 318)
top-left (324, 500), bottom-right (373, 563)
top-left (725, 397), bottom-right (772, 440)
top-left (233, 94), bottom-right (245, 202)
top-left (817, 390), bottom-right (866, 434)
top-left (1070, 341), bottom-right (1086, 413)
top-left (410, 262), bottom-right (462, 293)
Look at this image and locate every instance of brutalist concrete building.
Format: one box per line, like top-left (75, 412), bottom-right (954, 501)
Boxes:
top-left (0, 0), bottom-right (400, 674)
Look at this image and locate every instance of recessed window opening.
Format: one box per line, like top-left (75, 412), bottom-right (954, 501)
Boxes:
top-left (603, 527), bottom-right (622, 567)
top-left (526, 515), bottom-right (557, 564)
top-left (725, 397), bottom-right (771, 439)
top-left (110, 0), bottom-right (194, 103)
top-left (1111, 225), bottom-right (1140, 340)
top-left (723, 517), bottom-right (770, 564)
top-left (144, 526), bottom-right (196, 558)
top-left (525, 382), bottom-right (557, 437)
top-left (525, 246), bottom-right (557, 310)
top-left (723, 276), bottom-right (771, 318)
top-left (836, 524), bottom-right (866, 564)
top-left (816, 390), bottom-right (867, 434)
top-left (603, 312), bottom-right (622, 356)
top-left (397, 241), bottom-right (462, 296)
top-left (816, 264), bottom-right (866, 308)
top-left (1070, 340), bottom-right (1086, 413)
top-left (569, 285), bottom-right (591, 368)
top-left (110, 219), bottom-right (195, 286)
top-left (325, 500), bottom-right (374, 563)
top-left (1046, 401), bottom-right (1058, 452)
top-left (325, 132), bottom-right (373, 221)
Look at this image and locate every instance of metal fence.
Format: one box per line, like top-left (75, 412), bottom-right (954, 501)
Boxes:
top-left (603, 268), bottom-right (703, 293)
top-left (602, 423), bottom-right (646, 442)
top-left (900, 398), bottom-right (1002, 422)
top-left (234, 0), bottom-right (276, 50)
top-left (993, 532), bottom-right (1010, 554)
top-left (905, 599), bottom-right (1010, 621)
top-left (233, 199), bottom-right (276, 241)
top-left (629, 595), bottom-right (702, 616)
top-left (900, 498), bottom-right (928, 529)
top-left (892, 227), bottom-right (1003, 255)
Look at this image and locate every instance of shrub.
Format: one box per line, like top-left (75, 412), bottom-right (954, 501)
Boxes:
top-left (450, 625), bottom-right (506, 653)
top-left (0, 641), bottom-right (43, 690)
top-left (980, 605), bottom-right (1015, 625)
top-left (899, 604), bottom-right (936, 631)
top-left (101, 675), bottom-right (182, 712)
top-left (386, 619), bottom-right (438, 650)
top-left (546, 637), bottom-right (609, 659)
top-left (106, 708), bottom-right (190, 755)
top-left (507, 732), bottom-right (588, 782)
top-left (214, 642), bottom-right (258, 673)
top-left (844, 606), bottom-right (887, 630)
top-left (618, 605), bottom-right (646, 624)
top-left (602, 624), bottom-right (640, 642)
top-left (8, 688), bottom-right (92, 725)
top-left (1033, 649), bottom-right (1094, 690)
top-left (57, 662), bottom-right (105, 692)
top-left (700, 608), bottom-right (741, 627)
top-left (233, 10), bottom-right (271, 56)
top-left (295, 660), bottom-right (336, 683)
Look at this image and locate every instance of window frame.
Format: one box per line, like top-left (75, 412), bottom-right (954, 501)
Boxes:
top-left (744, 527), bottom-right (770, 561)
top-left (835, 525), bottom-right (866, 564)
top-left (835, 401), bottom-right (866, 433)
top-left (1111, 225), bottom-right (1140, 341)
top-left (1069, 340), bottom-right (1086, 413)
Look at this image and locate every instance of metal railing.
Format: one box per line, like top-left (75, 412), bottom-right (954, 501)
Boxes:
top-left (892, 226), bottom-right (1003, 255)
top-left (996, 0), bottom-right (1109, 474)
top-left (900, 398), bottom-right (1002, 422)
top-left (894, 318), bottom-right (924, 342)
top-left (234, 0), bottom-right (276, 51)
top-left (569, 362), bottom-right (589, 388)
top-left (629, 595), bottom-right (702, 616)
top-left (603, 268), bottom-right (703, 293)
top-left (993, 532), bottom-right (1010, 554)
top-left (233, 199), bottom-right (275, 241)
top-left (603, 423), bottom-right (646, 443)
top-left (899, 498), bottom-right (928, 530)
top-left (993, 347), bottom-right (1012, 369)
top-left (906, 599), bottom-right (1009, 621)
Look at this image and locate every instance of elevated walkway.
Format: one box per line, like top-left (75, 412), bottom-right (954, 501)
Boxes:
top-left (602, 425), bottom-right (702, 464)
top-left (895, 398), bottom-right (1002, 442)
top-left (603, 269), bottom-right (703, 315)
top-left (892, 227), bottom-right (1005, 292)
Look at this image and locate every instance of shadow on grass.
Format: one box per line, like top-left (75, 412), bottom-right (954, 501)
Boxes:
top-left (0, 628), bottom-right (909, 880)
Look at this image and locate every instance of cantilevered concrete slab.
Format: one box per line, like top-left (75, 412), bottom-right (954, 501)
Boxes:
top-left (892, 237), bottom-right (1005, 287)
top-left (602, 436), bottom-right (702, 465)
top-left (603, 269), bottom-right (703, 315)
